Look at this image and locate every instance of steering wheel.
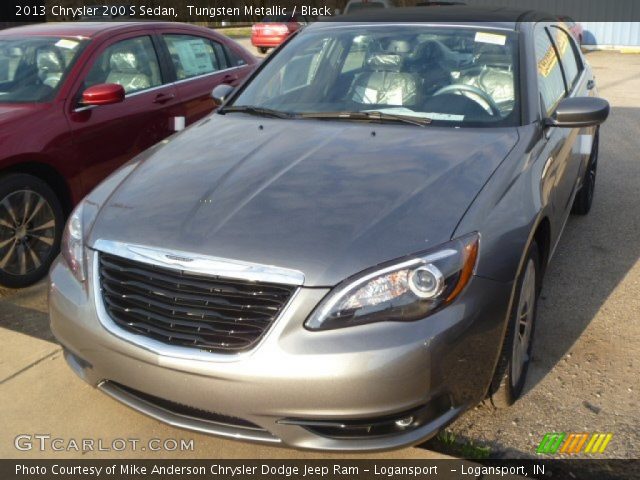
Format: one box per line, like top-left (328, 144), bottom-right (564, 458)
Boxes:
top-left (433, 84), bottom-right (501, 116)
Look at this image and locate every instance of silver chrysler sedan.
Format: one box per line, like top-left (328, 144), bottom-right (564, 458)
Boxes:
top-left (49, 8), bottom-right (609, 451)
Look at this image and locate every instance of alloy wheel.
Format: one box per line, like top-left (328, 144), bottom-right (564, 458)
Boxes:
top-left (0, 189), bottom-right (57, 276)
top-left (511, 258), bottom-right (536, 387)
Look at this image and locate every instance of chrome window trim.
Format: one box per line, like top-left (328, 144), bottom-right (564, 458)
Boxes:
top-left (73, 65), bottom-right (246, 112)
top-left (171, 64), bottom-right (245, 86)
top-left (90, 247), bottom-right (301, 363)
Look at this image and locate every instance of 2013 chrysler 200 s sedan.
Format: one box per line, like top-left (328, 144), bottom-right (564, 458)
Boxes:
top-left (49, 10), bottom-right (609, 451)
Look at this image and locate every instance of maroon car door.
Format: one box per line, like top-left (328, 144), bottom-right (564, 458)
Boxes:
top-left (66, 31), bottom-right (180, 194)
top-left (158, 31), bottom-right (252, 126)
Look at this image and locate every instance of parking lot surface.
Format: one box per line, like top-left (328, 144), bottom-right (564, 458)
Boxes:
top-left (0, 51), bottom-right (638, 460)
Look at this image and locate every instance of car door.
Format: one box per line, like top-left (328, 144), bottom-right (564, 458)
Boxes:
top-left (547, 24), bottom-right (591, 188)
top-left (66, 31), bottom-right (180, 194)
top-left (157, 31), bottom-right (250, 126)
top-left (533, 23), bottom-right (579, 237)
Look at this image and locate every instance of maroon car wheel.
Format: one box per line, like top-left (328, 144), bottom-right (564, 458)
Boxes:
top-left (0, 174), bottom-right (63, 288)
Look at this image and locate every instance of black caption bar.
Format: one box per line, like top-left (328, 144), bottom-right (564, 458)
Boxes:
top-left (4, 0), bottom-right (640, 23)
top-left (1, 459), bottom-right (639, 480)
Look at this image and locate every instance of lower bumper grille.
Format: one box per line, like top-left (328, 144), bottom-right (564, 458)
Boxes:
top-left (109, 382), bottom-right (264, 431)
top-left (98, 252), bottom-right (296, 353)
top-left (100, 381), bottom-right (278, 443)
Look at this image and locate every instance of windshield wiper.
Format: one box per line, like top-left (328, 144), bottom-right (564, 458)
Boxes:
top-left (218, 105), bottom-right (293, 119)
top-left (298, 111), bottom-right (432, 127)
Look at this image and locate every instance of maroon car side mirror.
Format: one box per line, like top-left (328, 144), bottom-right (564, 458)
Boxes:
top-left (81, 83), bottom-right (125, 106)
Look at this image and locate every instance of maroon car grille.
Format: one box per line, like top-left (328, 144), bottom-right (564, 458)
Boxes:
top-left (98, 253), bottom-right (295, 353)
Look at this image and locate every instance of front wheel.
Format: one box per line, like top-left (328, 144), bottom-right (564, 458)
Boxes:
top-left (257, 47), bottom-right (269, 54)
top-left (0, 174), bottom-right (64, 288)
top-left (488, 242), bottom-right (540, 408)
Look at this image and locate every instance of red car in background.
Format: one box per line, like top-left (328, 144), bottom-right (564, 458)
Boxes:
top-left (251, 15), bottom-right (309, 54)
top-left (0, 22), bottom-right (256, 287)
top-left (559, 16), bottom-right (584, 44)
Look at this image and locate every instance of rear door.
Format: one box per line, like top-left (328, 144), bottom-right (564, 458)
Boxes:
top-left (157, 30), bottom-right (252, 126)
top-left (66, 31), bottom-right (179, 194)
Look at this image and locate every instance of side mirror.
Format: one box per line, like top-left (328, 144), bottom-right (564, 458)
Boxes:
top-left (211, 84), bottom-right (235, 106)
top-left (545, 97), bottom-right (609, 128)
top-left (81, 83), bottom-right (125, 106)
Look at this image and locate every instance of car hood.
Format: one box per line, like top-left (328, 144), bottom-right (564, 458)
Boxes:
top-left (89, 114), bottom-right (519, 286)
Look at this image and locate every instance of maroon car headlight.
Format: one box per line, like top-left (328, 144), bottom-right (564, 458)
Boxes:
top-left (305, 233), bottom-right (479, 330)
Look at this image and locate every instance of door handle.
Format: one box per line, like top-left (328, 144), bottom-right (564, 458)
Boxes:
top-left (222, 74), bottom-right (239, 84)
top-left (153, 93), bottom-right (176, 104)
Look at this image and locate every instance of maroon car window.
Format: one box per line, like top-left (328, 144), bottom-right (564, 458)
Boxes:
top-left (83, 36), bottom-right (162, 95)
top-left (224, 45), bottom-right (248, 68)
top-left (162, 34), bottom-right (223, 80)
top-left (0, 36), bottom-right (87, 102)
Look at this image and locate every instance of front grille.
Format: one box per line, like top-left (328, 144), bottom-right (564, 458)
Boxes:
top-left (98, 252), bottom-right (296, 353)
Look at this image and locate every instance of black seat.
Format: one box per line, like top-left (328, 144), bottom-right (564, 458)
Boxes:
top-left (348, 50), bottom-right (418, 106)
top-left (406, 40), bottom-right (452, 95)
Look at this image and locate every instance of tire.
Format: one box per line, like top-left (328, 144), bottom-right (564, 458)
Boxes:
top-left (0, 174), bottom-right (64, 288)
top-left (258, 47), bottom-right (268, 54)
top-left (571, 129), bottom-right (599, 215)
top-left (488, 241), bottom-right (540, 408)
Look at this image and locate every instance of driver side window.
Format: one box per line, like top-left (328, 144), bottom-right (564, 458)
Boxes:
top-left (535, 27), bottom-right (566, 116)
top-left (84, 36), bottom-right (162, 96)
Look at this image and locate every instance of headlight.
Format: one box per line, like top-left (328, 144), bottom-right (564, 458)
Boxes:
top-left (61, 200), bottom-right (99, 283)
top-left (61, 203), bottom-right (85, 282)
top-left (305, 233), bottom-right (479, 330)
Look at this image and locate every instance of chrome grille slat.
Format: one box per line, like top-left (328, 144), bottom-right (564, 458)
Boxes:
top-left (102, 284), bottom-right (274, 324)
top-left (99, 252), bottom-right (296, 353)
top-left (102, 276), bottom-right (282, 314)
top-left (100, 256), bottom-right (294, 298)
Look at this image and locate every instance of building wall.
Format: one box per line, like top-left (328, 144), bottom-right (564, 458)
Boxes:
top-left (580, 22), bottom-right (640, 47)
top-left (463, 0), bottom-right (640, 46)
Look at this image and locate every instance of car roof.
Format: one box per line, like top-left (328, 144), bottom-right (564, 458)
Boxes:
top-left (318, 6), bottom-right (556, 30)
top-left (0, 21), bottom-right (211, 39)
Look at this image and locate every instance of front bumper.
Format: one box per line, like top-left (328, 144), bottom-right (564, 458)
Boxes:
top-left (49, 249), bottom-right (511, 451)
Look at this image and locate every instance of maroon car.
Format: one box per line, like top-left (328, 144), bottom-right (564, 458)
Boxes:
top-left (0, 22), bottom-right (256, 287)
top-left (559, 16), bottom-right (584, 44)
top-left (251, 15), bottom-right (309, 54)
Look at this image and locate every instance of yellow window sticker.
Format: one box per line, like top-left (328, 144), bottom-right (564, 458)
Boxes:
top-left (538, 47), bottom-right (558, 78)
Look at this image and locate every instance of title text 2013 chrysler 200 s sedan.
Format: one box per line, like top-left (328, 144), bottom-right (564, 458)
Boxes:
top-left (49, 9), bottom-right (609, 451)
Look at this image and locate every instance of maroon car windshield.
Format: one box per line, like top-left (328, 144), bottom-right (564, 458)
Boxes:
top-left (0, 36), bottom-right (88, 103)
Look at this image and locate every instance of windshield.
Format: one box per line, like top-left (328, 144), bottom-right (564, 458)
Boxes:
top-left (0, 36), bottom-right (87, 103)
top-left (231, 25), bottom-right (520, 127)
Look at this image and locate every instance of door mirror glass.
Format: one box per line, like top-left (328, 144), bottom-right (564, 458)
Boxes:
top-left (81, 83), bottom-right (125, 106)
top-left (545, 97), bottom-right (609, 128)
top-left (211, 84), bottom-right (234, 106)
